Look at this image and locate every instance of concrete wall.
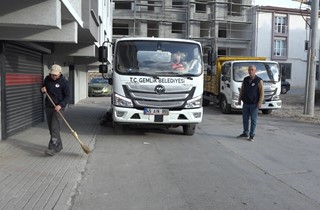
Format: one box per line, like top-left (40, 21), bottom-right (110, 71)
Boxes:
top-left (73, 66), bottom-right (88, 103)
top-left (0, 0), bottom-right (61, 28)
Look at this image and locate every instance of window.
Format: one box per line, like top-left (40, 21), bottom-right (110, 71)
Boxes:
top-left (274, 15), bottom-right (288, 34)
top-left (227, 0), bottom-right (242, 16)
top-left (147, 21), bottom-right (159, 37)
top-left (148, 1), bottom-right (155, 11)
top-left (195, 2), bottom-right (206, 13)
top-left (114, 1), bottom-right (131, 10)
top-left (200, 22), bottom-right (209, 37)
top-left (274, 38), bottom-right (287, 57)
top-left (172, 0), bottom-right (184, 8)
top-left (218, 24), bottom-right (227, 38)
top-left (113, 23), bottom-right (129, 35)
top-left (172, 23), bottom-right (183, 34)
top-left (218, 48), bottom-right (227, 56)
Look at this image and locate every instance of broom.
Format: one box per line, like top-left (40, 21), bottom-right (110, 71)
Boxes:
top-left (45, 92), bottom-right (91, 154)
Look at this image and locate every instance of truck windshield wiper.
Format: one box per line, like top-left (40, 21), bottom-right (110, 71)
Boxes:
top-left (154, 71), bottom-right (194, 80)
top-left (181, 73), bottom-right (194, 80)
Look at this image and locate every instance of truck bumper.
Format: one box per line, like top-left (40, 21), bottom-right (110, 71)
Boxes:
top-left (231, 100), bottom-right (282, 110)
top-left (113, 106), bottom-right (203, 124)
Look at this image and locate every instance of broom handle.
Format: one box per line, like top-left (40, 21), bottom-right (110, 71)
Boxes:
top-left (44, 92), bottom-right (74, 132)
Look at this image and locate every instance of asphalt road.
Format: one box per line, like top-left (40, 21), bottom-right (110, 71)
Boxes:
top-left (71, 99), bottom-right (320, 210)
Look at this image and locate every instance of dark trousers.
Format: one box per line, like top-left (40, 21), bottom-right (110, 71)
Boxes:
top-left (45, 107), bottom-right (63, 151)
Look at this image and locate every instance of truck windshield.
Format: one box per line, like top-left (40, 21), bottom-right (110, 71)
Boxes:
top-left (115, 40), bottom-right (202, 77)
top-left (233, 62), bottom-right (280, 83)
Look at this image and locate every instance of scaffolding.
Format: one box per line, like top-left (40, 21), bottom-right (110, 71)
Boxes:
top-left (112, 0), bottom-right (255, 56)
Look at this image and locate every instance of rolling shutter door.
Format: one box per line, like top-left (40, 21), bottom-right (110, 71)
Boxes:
top-left (3, 43), bottom-right (43, 138)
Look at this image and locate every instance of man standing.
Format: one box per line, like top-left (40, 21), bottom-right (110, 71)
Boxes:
top-left (237, 65), bottom-right (264, 142)
top-left (41, 64), bottom-right (70, 155)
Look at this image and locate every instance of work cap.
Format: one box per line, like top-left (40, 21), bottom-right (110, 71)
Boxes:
top-left (50, 64), bottom-right (62, 75)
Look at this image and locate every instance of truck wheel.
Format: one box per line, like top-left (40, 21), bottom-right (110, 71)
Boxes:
top-left (183, 124), bottom-right (195, 136)
top-left (113, 122), bottom-right (123, 135)
top-left (262, 109), bottom-right (272, 115)
top-left (220, 96), bottom-right (231, 114)
top-left (281, 86), bottom-right (287, 94)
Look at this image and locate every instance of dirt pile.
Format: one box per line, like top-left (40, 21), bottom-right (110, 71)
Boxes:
top-left (271, 88), bottom-right (320, 124)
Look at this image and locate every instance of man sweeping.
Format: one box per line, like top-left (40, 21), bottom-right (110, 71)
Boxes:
top-left (40, 64), bottom-right (70, 156)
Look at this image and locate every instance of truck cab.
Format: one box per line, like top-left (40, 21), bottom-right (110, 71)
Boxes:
top-left (100, 37), bottom-right (204, 135)
top-left (204, 55), bottom-right (282, 114)
top-left (220, 60), bottom-right (282, 114)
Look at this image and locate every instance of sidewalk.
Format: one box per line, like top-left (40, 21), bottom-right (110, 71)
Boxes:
top-left (0, 97), bottom-right (109, 210)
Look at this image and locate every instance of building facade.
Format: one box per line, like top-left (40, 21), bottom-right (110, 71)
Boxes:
top-left (254, 5), bottom-right (320, 88)
top-left (112, 0), bottom-right (320, 89)
top-left (0, 0), bottom-right (113, 140)
top-left (112, 0), bottom-right (255, 59)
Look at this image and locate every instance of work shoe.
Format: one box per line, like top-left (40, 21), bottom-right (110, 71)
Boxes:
top-left (248, 136), bottom-right (255, 142)
top-left (45, 149), bottom-right (56, 156)
top-left (237, 133), bottom-right (249, 139)
top-left (55, 144), bottom-right (63, 153)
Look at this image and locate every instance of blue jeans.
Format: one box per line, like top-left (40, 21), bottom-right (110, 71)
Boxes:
top-left (242, 103), bottom-right (259, 137)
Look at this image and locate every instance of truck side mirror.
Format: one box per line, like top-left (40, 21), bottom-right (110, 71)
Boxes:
top-left (207, 49), bottom-right (217, 75)
top-left (99, 46), bottom-right (108, 62)
top-left (207, 49), bottom-right (216, 66)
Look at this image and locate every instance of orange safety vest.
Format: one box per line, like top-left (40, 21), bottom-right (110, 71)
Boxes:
top-left (172, 63), bottom-right (185, 70)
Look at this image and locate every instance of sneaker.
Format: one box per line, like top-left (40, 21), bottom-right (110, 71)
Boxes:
top-left (248, 136), bottom-right (255, 142)
top-left (237, 133), bottom-right (249, 139)
top-left (45, 149), bottom-right (56, 156)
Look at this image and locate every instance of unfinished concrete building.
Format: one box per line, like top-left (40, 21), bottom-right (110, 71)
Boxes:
top-left (112, 0), bottom-right (255, 57)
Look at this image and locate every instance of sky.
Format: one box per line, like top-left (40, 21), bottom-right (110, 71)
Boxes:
top-left (253, 0), bottom-right (307, 9)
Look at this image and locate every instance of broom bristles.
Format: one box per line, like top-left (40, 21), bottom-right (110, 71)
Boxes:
top-left (81, 144), bottom-right (91, 154)
top-left (72, 130), bottom-right (91, 154)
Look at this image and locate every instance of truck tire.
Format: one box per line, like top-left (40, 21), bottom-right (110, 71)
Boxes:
top-left (220, 96), bottom-right (231, 114)
top-left (281, 86), bottom-right (287, 94)
top-left (183, 124), bottom-right (195, 136)
top-left (262, 109), bottom-right (272, 115)
top-left (113, 122), bottom-right (124, 135)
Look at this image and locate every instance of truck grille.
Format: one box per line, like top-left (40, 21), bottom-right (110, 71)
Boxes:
top-left (264, 89), bottom-right (277, 101)
top-left (124, 84), bottom-right (195, 109)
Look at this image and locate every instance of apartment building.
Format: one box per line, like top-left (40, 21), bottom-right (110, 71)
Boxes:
top-left (0, 0), bottom-right (113, 139)
top-left (253, 5), bottom-right (320, 88)
top-left (112, 0), bottom-right (255, 59)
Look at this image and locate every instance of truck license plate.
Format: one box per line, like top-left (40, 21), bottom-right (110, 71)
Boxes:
top-left (144, 108), bottom-right (169, 115)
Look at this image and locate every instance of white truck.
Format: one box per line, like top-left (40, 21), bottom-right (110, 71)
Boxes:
top-left (99, 37), bottom-right (204, 135)
top-left (203, 56), bottom-right (282, 114)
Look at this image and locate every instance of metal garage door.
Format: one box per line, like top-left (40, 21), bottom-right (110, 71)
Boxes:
top-left (2, 43), bottom-right (44, 139)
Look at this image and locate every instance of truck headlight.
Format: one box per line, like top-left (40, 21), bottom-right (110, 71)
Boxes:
top-left (272, 95), bottom-right (280, 101)
top-left (114, 93), bottom-right (133, 107)
top-left (185, 95), bottom-right (202, 108)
